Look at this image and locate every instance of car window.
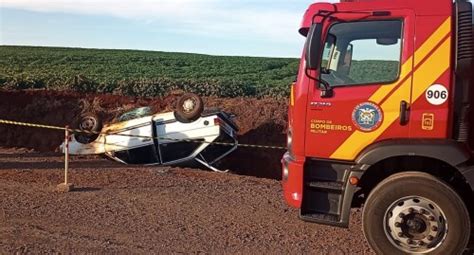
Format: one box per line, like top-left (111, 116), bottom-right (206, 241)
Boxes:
top-left (321, 20), bottom-right (403, 87)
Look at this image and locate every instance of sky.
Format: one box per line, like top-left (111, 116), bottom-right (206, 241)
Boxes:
top-left (0, 0), bottom-right (329, 57)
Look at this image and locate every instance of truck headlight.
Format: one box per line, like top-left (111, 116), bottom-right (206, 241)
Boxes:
top-left (283, 162), bottom-right (289, 181)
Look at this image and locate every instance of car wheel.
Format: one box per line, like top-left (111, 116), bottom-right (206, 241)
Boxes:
top-left (174, 93), bottom-right (204, 123)
top-left (362, 171), bottom-right (470, 255)
top-left (74, 112), bottom-right (102, 144)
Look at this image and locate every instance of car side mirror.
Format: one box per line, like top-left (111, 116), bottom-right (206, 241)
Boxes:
top-left (305, 23), bottom-right (323, 70)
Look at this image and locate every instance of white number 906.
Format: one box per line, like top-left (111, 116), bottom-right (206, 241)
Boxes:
top-left (425, 84), bottom-right (448, 105)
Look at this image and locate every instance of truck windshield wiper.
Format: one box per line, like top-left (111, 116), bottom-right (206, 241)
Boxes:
top-left (321, 67), bottom-right (331, 74)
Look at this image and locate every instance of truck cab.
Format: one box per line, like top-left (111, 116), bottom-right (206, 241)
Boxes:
top-left (282, 0), bottom-right (473, 253)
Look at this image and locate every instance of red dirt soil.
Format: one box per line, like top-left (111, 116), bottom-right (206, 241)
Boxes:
top-left (1, 90), bottom-right (473, 254)
top-left (0, 147), bottom-right (373, 254)
top-left (0, 89), bottom-right (287, 179)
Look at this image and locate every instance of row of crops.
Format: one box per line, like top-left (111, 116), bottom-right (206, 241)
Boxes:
top-left (0, 46), bottom-right (299, 98)
top-left (0, 46), bottom-right (396, 98)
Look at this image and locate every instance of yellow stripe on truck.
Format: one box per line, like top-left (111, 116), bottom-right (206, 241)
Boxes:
top-left (412, 38), bottom-right (451, 100)
top-left (368, 57), bottom-right (413, 103)
top-left (370, 17), bottom-right (451, 104)
top-left (330, 36), bottom-right (451, 160)
top-left (329, 17), bottom-right (451, 160)
top-left (330, 77), bottom-right (413, 160)
top-left (414, 18), bottom-right (451, 67)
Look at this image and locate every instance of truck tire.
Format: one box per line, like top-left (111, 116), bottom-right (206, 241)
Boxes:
top-left (362, 171), bottom-right (470, 255)
top-left (74, 112), bottom-right (102, 144)
top-left (174, 93), bottom-right (204, 123)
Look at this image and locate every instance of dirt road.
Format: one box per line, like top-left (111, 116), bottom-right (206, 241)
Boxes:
top-left (0, 147), bottom-right (374, 254)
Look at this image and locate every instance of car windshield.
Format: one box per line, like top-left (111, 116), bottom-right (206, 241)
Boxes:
top-left (117, 107), bottom-right (152, 122)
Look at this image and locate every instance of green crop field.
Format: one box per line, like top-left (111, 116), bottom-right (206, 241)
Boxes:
top-left (0, 46), bottom-right (299, 98)
top-left (0, 46), bottom-right (398, 98)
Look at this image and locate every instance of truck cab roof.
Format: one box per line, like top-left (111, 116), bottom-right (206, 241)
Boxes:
top-left (300, 0), bottom-right (453, 36)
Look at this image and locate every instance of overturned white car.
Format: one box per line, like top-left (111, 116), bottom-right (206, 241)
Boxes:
top-left (62, 94), bottom-right (238, 172)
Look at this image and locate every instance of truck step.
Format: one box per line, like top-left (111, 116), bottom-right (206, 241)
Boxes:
top-left (307, 181), bottom-right (344, 192)
top-left (300, 211), bottom-right (340, 224)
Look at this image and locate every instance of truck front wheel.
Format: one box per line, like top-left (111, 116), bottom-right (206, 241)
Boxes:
top-left (362, 171), bottom-right (470, 254)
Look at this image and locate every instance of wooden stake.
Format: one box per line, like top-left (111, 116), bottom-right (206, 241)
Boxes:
top-left (57, 126), bottom-right (74, 192)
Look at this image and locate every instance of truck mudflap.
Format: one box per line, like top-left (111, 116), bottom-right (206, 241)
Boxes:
top-left (299, 159), bottom-right (362, 228)
top-left (459, 164), bottom-right (474, 191)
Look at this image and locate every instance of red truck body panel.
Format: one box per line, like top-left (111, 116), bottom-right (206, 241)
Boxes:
top-left (284, 0), bottom-right (456, 208)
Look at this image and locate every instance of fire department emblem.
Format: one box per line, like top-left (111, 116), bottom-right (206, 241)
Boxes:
top-left (352, 102), bottom-right (383, 132)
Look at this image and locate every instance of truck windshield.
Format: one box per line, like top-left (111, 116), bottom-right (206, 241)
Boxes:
top-left (321, 20), bottom-right (403, 87)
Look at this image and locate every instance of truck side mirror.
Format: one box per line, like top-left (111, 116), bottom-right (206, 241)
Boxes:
top-left (305, 23), bottom-right (323, 70)
top-left (304, 22), bottom-right (334, 98)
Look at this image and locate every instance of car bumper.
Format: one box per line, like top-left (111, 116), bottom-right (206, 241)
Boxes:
top-left (281, 152), bottom-right (304, 208)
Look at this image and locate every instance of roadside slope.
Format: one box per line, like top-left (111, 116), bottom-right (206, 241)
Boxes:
top-left (0, 90), bottom-right (287, 179)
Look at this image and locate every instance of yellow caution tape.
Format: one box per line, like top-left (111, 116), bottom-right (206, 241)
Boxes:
top-left (0, 119), bottom-right (286, 150)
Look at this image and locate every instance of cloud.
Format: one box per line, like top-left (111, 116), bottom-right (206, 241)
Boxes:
top-left (1, 0), bottom-right (313, 43)
top-left (2, 0), bottom-right (212, 18)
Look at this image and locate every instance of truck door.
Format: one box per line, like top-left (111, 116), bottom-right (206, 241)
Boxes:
top-left (305, 13), bottom-right (415, 161)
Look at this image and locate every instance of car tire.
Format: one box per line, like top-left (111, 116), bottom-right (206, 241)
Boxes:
top-left (74, 112), bottom-right (102, 144)
top-left (362, 171), bottom-right (470, 255)
top-left (174, 93), bottom-right (204, 123)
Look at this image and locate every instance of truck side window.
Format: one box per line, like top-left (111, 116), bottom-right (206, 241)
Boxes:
top-left (321, 20), bottom-right (403, 87)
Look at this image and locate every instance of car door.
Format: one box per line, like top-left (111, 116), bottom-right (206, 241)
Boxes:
top-left (305, 12), bottom-right (415, 161)
top-left (153, 113), bottom-right (215, 165)
top-left (103, 116), bottom-right (159, 164)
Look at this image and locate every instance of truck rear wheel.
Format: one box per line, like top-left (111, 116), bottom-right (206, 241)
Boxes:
top-left (362, 171), bottom-right (470, 254)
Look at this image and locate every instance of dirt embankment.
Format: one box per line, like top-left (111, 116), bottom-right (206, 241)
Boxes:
top-left (0, 90), bottom-right (287, 179)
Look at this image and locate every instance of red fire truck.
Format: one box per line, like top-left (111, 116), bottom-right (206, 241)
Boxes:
top-left (282, 0), bottom-right (473, 253)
